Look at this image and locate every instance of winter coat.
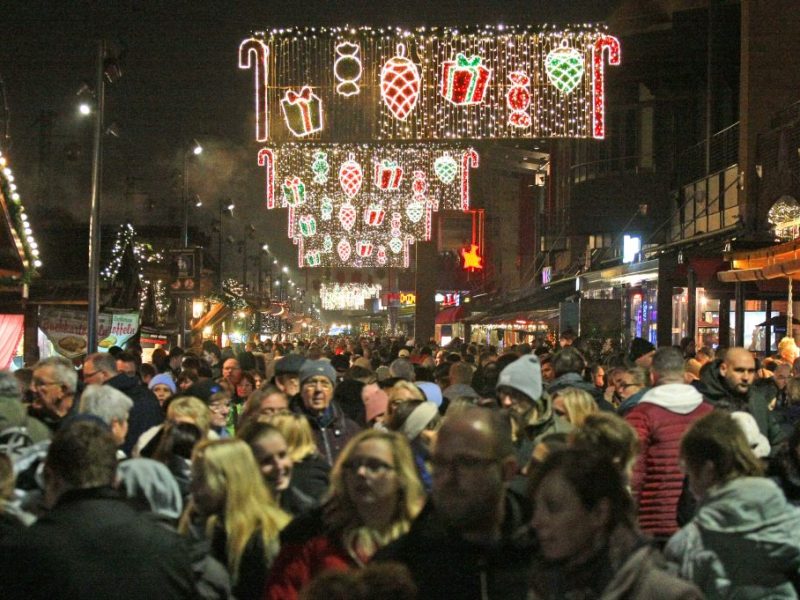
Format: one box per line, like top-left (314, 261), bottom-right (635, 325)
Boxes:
top-left (617, 387), bottom-right (650, 417)
top-left (625, 384), bottom-right (713, 538)
top-left (290, 398), bottom-right (362, 466)
top-left (290, 453), bottom-right (331, 502)
top-left (696, 359), bottom-right (785, 447)
top-left (107, 374), bottom-right (165, 456)
top-left (0, 486), bottom-right (196, 599)
top-left (0, 395), bottom-right (50, 444)
top-left (210, 522), bottom-right (277, 600)
top-left (263, 507), bottom-right (354, 600)
top-left (665, 477), bottom-right (800, 598)
top-left (374, 488), bottom-right (535, 600)
top-left (530, 525), bottom-right (701, 600)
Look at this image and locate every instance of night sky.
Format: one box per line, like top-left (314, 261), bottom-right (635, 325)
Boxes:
top-left (1, 0), bottom-right (618, 272)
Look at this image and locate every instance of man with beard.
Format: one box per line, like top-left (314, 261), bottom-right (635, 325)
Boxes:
top-left (375, 407), bottom-right (534, 599)
top-left (697, 346), bottom-right (784, 447)
top-left (495, 354), bottom-right (572, 468)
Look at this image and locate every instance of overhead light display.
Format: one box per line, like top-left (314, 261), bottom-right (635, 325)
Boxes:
top-left (257, 143), bottom-right (478, 268)
top-left (320, 282), bottom-right (382, 310)
top-left (239, 25), bottom-right (620, 142)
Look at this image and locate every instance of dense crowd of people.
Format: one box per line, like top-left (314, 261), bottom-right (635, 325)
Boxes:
top-left (2, 331), bottom-right (800, 598)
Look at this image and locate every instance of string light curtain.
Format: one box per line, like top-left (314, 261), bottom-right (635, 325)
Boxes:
top-left (240, 25), bottom-right (620, 143)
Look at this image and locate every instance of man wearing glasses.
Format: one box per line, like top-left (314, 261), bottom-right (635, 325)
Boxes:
top-left (29, 357), bottom-right (78, 432)
top-left (376, 407), bottom-right (534, 599)
top-left (291, 359), bottom-right (361, 466)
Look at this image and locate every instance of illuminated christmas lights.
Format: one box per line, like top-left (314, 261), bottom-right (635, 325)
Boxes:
top-left (320, 282), bottom-right (382, 311)
top-left (380, 44), bottom-right (421, 121)
top-left (460, 149), bottom-right (479, 211)
top-left (281, 87), bottom-right (324, 138)
top-left (506, 72), bottom-right (532, 128)
top-left (0, 150), bottom-right (41, 281)
top-left (257, 148), bottom-right (276, 208)
top-left (545, 41), bottom-right (585, 94)
top-left (592, 35), bottom-right (621, 140)
top-left (440, 53), bottom-right (491, 106)
top-left (334, 41), bottom-right (362, 97)
top-left (239, 38), bottom-right (269, 142)
top-left (241, 26), bottom-right (620, 141)
top-left (339, 154), bottom-right (363, 198)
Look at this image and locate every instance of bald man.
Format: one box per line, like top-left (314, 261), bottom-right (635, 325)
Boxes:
top-left (376, 407), bottom-right (534, 599)
top-left (697, 347), bottom-right (784, 447)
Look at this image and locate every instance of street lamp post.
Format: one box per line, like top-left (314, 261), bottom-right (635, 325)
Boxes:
top-left (178, 139), bottom-right (202, 348)
top-left (87, 40), bottom-right (106, 354)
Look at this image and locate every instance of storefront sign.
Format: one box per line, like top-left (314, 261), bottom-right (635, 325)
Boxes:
top-left (40, 308), bottom-right (140, 359)
top-left (168, 248), bottom-right (201, 296)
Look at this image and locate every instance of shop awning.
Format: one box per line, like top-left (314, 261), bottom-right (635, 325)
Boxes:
top-left (476, 308), bottom-right (559, 326)
top-left (191, 302), bottom-right (230, 332)
top-left (435, 306), bottom-right (465, 324)
top-left (718, 239), bottom-right (800, 282)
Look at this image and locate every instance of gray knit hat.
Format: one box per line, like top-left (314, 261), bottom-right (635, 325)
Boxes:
top-left (496, 354), bottom-right (542, 402)
top-left (299, 359), bottom-right (337, 386)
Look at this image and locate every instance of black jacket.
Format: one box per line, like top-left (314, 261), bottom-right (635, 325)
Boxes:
top-left (289, 397), bottom-right (362, 466)
top-left (0, 486), bottom-right (195, 599)
top-left (375, 488), bottom-right (536, 600)
top-left (107, 374), bottom-right (164, 456)
top-left (695, 358), bottom-right (785, 446)
top-left (290, 453), bottom-right (331, 502)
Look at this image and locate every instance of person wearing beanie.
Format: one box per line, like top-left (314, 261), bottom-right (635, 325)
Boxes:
top-left (629, 337), bottom-right (656, 368)
top-left (289, 360), bottom-right (361, 466)
top-left (496, 354), bottom-right (572, 468)
top-left (148, 373), bottom-right (177, 408)
top-left (272, 354), bottom-right (306, 399)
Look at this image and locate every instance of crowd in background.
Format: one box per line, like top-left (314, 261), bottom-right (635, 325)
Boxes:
top-left (2, 330), bottom-right (800, 598)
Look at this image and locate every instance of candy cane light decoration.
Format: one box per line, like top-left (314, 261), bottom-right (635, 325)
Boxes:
top-left (257, 148), bottom-right (275, 208)
top-left (239, 38), bottom-right (269, 142)
top-left (460, 149), bottom-right (479, 210)
top-left (592, 35), bottom-right (620, 140)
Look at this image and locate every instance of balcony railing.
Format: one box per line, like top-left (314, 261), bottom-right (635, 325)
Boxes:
top-left (570, 155), bottom-right (640, 184)
top-left (675, 122), bottom-right (739, 187)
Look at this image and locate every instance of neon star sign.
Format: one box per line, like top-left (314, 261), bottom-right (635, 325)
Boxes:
top-left (461, 244), bottom-right (483, 271)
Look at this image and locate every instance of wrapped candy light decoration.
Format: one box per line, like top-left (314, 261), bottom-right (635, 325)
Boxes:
top-left (320, 282), bottom-right (382, 311)
top-left (240, 25), bottom-right (620, 142)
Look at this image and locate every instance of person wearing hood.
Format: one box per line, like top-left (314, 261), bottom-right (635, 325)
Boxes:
top-left (695, 347), bottom-right (785, 447)
top-left (290, 360), bottom-right (362, 466)
top-left (625, 347), bottom-right (712, 542)
top-left (666, 411), bottom-right (800, 597)
top-left (496, 354), bottom-right (573, 470)
top-left (547, 348), bottom-right (615, 412)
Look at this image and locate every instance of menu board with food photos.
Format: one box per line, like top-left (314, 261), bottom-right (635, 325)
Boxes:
top-left (39, 308), bottom-right (139, 359)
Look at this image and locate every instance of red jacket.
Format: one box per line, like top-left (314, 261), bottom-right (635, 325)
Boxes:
top-left (264, 533), bottom-right (352, 600)
top-left (625, 383), bottom-right (713, 538)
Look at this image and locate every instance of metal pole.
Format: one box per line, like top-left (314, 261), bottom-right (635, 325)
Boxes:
top-left (789, 277), bottom-right (794, 341)
top-left (734, 281), bottom-right (745, 347)
top-left (687, 267), bottom-right (697, 345)
top-left (217, 201), bottom-right (223, 288)
top-left (181, 150), bottom-right (189, 247)
top-left (242, 237), bottom-right (247, 290)
top-left (87, 39), bottom-right (106, 354)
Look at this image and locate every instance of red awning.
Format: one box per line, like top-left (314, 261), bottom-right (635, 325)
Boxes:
top-left (435, 306), bottom-right (465, 324)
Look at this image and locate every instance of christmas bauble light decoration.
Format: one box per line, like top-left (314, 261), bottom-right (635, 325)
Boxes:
top-left (334, 41), bottom-right (362, 97)
top-left (337, 238), bottom-right (352, 262)
top-left (338, 201), bottom-right (357, 231)
top-left (545, 41), bottom-right (585, 94)
top-left (389, 237), bottom-right (403, 254)
top-left (380, 44), bottom-right (421, 121)
top-left (406, 201), bottom-right (425, 223)
top-left (339, 154), bottom-right (363, 198)
top-left (434, 154), bottom-right (458, 184)
top-left (506, 71), bottom-right (532, 128)
top-left (281, 87), bottom-right (324, 137)
top-left (440, 53), bottom-right (492, 106)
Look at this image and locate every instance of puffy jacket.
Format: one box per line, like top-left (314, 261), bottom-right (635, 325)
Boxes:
top-left (665, 477), bottom-right (800, 598)
top-left (696, 359), bottom-right (785, 447)
top-left (626, 384), bottom-right (713, 538)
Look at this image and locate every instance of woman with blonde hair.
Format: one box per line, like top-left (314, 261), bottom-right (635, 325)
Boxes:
top-left (181, 438), bottom-right (290, 600)
top-left (267, 411), bottom-right (330, 503)
top-left (666, 411), bottom-right (800, 597)
top-left (133, 395), bottom-right (212, 457)
top-left (265, 429), bottom-right (425, 599)
top-left (386, 380), bottom-right (425, 427)
top-left (551, 387), bottom-right (598, 427)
